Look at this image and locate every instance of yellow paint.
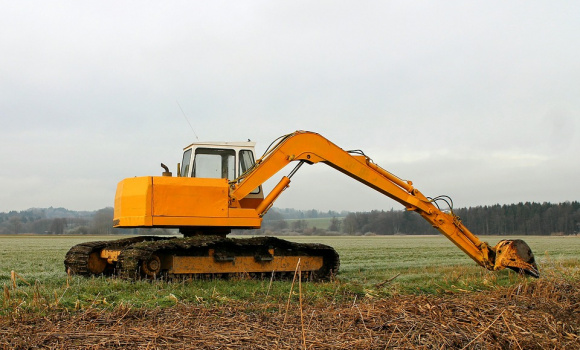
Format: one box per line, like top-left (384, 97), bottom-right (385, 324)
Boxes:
top-left (92, 246), bottom-right (323, 276)
top-left (113, 177), bottom-right (153, 227)
top-left (152, 177), bottom-right (228, 217)
top-left (170, 254), bottom-right (323, 274)
top-left (114, 176), bottom-right (262, 228)
top-left (100, 249), bottom-right (121, 264)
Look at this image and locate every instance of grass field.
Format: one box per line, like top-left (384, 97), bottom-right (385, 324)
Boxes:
top-left (1, 234), bottom-right (579, 348)
top-left (1, 234), bottom-right (578, 311)
top-left (285, 217), bottom-right (340, 229)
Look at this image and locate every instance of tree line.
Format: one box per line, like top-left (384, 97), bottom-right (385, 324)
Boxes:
top-left (2, 201), bottom-right (578, 236)
top-left (0, 207), bottom-right (122, 235)
top-left (340, 201), bottom-right (580, 236)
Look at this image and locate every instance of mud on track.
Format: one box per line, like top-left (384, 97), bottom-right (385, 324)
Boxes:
top-left (1, 279), bottom-right (578, 349)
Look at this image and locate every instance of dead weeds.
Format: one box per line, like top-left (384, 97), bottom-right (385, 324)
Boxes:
top-left (1, 278), bottom-right (578, 349)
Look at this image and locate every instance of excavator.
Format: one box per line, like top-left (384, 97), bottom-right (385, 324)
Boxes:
top-left (65, 131), bottom-right (539, 280)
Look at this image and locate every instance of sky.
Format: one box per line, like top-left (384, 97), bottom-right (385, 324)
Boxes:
top-left (1, 1), bottom-right (579, 213)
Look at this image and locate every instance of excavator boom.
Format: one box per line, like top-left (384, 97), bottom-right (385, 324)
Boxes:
top-left (227, 131), bottom-right (538, 277)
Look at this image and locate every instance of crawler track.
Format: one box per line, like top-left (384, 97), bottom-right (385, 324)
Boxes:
top-left (64, 236), bottom-right (171, 276)
top-left (65, 236), bottom-right (340, 281)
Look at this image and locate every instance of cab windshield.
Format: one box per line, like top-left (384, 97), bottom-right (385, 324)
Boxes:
top-left (192, 148), bottom-right (235, 180)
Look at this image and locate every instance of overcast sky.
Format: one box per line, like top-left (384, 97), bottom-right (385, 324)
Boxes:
top-left (1, 1), bottom-right (578, 213)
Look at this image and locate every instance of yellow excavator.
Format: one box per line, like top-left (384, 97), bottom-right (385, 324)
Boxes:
top-left (65, 131), bottom-right (539, 280)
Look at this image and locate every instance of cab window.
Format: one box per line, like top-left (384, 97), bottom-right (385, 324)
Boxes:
top-left (239, 149), bottom-right (261, 194)
top-left (239, 150), bottom-right (255, 175)
top-left (193, 148), bottom-right (235, 180)
top-left (180, 149), bottom-right (192, 177)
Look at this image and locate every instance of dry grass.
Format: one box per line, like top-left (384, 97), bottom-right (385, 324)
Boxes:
top-left (1, 277), bottom-right (578, 349)
top-left (1, 235), bottom-right (579, 348)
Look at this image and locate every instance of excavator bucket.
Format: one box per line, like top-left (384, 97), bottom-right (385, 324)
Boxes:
top-left (493, 239), bottom-right (539, 278)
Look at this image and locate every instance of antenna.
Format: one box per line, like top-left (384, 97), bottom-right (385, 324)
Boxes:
top-left (176, 100), bottom-right (199, 141)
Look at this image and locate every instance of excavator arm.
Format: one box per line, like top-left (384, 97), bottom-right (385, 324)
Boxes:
top-left (229, 131), bottom-right (539, 277)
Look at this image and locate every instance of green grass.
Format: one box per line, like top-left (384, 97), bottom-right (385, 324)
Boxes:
top-left (1, 234), bottom-right (579, 314)
top-left (285, 217), bottom-right (342, 230)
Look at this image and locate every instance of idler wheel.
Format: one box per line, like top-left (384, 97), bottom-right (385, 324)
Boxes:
top-left (142, 255), bottom-right (161, 278)
top-left (87, 252), bottom-right (107, 274)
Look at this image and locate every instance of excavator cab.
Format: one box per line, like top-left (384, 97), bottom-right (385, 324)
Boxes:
top-left (179, 141), bottom-right (264, 207)
top-left (112, 141), bottom-right (265, 232)
top-left (180, 141), bottom-right (257, 181)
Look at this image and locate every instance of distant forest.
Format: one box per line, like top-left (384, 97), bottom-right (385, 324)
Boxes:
top-left (0, 207), bottom-right (119, 235)
top-left (264, 201), bottom-right (580, 236)
top-left (336, 201), bottom-right (580, 236)
top-left (0, 201), bottom-right (578, 236)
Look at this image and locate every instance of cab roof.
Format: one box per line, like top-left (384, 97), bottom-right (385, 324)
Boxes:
top-left (183, 141), bottom-right (256, 151)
